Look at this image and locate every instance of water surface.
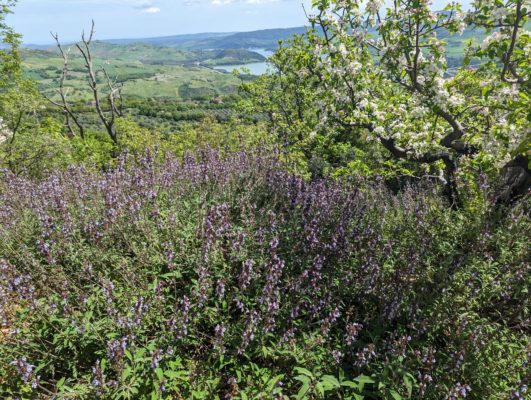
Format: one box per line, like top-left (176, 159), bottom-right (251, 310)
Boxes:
top-left (213, 48), bottom-right (274, 75)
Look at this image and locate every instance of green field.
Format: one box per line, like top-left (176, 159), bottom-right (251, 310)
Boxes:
top-left (22, 43), bottom-right (263, 102)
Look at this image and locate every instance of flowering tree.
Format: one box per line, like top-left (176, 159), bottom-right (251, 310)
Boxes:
top-left (249, 0), bottom-right (529, 206)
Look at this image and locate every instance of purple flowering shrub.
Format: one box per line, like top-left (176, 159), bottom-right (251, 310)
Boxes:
top-left (0, 149), bottom-right (529, 399)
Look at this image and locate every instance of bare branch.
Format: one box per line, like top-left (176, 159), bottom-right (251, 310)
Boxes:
top-left (75, 21), bottom-right (120, 145)
top-left (48, 22), bottom-right (123, 148)
top-left (101, 67), bottom-right (123, 118)
top-left (351, 121), bottom-right (461, 206)
top-left (49, 31), bottom-right (85, 138)
top-left (501, 0), bottom-right (527, 86)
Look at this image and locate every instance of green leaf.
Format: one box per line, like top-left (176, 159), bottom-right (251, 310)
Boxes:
top-left (122, 367), bottom-right (133, 380)
top-left (341, 381), bottom-right (360, 389)
top-left (389, 390), bottom-right (403, 400)
top-left (315, 382), bottom-right (325, 397)
top-left (338, 369), bottom-right (345, 383)
top-left (294, 367), bottom-right (314, 378)
top-left (320, 375), bottom-right (341, 390)
top-left (34, 362), bottom-right (48, 374)
top-left (296, 378), bottom-right (311, 400)
top-left (403, 375), bottom-right (413, 398)
top-left (125, 349), bottom-right (133, 362)
top-left (56, 377), bottom-right (66, 388)
top-left (354, 375), bottom-right (375, 384)
top-left (266, 374), bottom-right (285, 393)
top-left (164, 370), bottom-right (188, 380)
top-left (295, 375), bottom-right (311, 384)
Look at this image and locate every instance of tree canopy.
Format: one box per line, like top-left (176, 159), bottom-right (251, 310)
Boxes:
top-left (243, 0), bottom-right (530, 206)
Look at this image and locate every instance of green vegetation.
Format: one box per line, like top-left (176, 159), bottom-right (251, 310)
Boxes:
top-left (21, 43), bottom-right (260, 102)
top-left (1, 151), bottom-right (529, 399)
top-left (0, 0), bottom-right (529, 399)
top-left (19, 41), bottom-right (264, 141)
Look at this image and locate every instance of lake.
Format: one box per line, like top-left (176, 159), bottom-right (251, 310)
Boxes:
top-left (213, 48), bottom-right (273, 75)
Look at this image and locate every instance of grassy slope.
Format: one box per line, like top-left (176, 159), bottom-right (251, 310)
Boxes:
top-left (22, 44), bottom-right (256, 101)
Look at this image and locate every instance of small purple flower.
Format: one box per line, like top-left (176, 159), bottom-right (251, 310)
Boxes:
top-left (151, 348), bottom-right (164, 370)
top-left (11, 356), bottom-right (35, 384)
top-left (238, 259), bottom-right (254, 290)
top-left (225, 376), bottom-right (239, 399)
top-left (91, 359), bottom-right (105, 396)
top-left (214, 323), bottom-right (227, 352)
top-left (446, 383), bottom-right (471, 400)
top-left (345, 322), bottom-right (363, 346)
top-left (354, 344), bottom-right (376, 367)
top-left (107, 336), bottom-right (128, 368)
top-left (216, 280), bottom-right (226, 298)
top-left (331, 349), bottom-right (343, 364)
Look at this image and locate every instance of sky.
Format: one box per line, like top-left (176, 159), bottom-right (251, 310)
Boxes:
top-left (8, 0), bottom-right (461, 45)
top-left (7, 0), bottom-right (314, 44)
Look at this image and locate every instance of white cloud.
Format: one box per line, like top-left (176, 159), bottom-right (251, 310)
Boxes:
top-left (132, 0), bottom-right (161, 13)
top-left (245, 0), bottom-right (280, 4)
top-left (142, 6), bottom-right (161, 13)
top-left (211, 0), bottom-right (281, 5)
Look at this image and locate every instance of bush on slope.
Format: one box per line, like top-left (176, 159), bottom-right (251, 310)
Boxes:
top-left (0, 150), bottom-right (529, 399)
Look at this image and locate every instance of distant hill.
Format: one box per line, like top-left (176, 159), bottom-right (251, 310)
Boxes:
top-left (23, 27), bottom-right (309, 52)
top-left (104, 32), bottom-right (234, 47)
top-left (105, 27), bottom-right (308, 51)
top-left (20, 22), bottom-right (500, 69)
top-left (21, 42), bottom-right (265, 67)
top-left (182, 27), bottom-right (309, 50)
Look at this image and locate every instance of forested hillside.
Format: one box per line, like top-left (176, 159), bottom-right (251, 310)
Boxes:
top-left (0, 0), bottom-right (529, 399)
top-left (103, 27), bottom-right (309, 51)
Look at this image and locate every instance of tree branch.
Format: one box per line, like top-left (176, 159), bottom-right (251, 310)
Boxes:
top-left (75, 20), bottom-right (120, 145)
top-left (50, 31), bottom-right (85, 139)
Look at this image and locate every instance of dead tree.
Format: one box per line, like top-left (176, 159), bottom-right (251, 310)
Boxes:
top-left (48, 32), bottom-right (85, 139)
top-left (76, 21), bottom-right (122, 145)
top-left (49, 21), bottom-right (123, 146)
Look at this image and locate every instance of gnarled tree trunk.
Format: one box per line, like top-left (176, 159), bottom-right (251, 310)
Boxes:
top-left (494, 154), bottom-right (531, 206)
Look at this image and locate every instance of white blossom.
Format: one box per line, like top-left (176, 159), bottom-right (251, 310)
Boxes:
top-left (447, 94), bottom-right (465, 107)
top-left (338, 43), bottom-right (348, 56)
top-left (373, 126), bottom-right (385, 135)
top-left (481, 31), bottom-right (507, 50)
top-left (366, 0), bottom-right (383, 14)
top-left (491, 7), bottom-right (508, 21)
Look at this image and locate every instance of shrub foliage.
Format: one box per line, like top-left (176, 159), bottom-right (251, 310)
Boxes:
top-left (0, 150), bottom-right (529, 399)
